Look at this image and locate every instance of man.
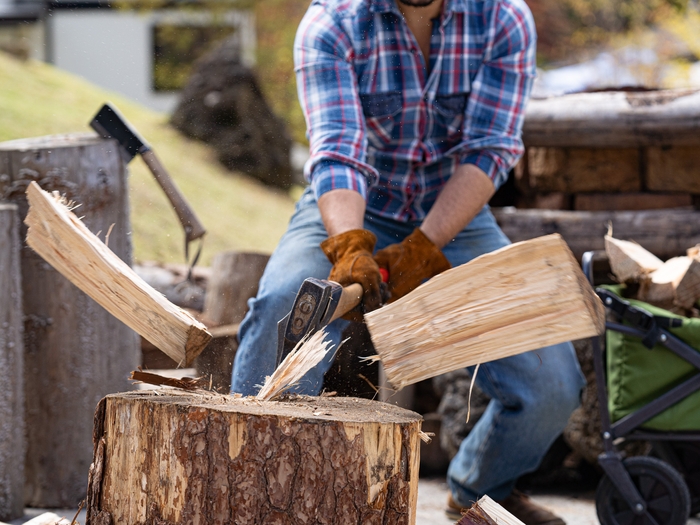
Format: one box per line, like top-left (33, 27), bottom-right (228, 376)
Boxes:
top-left (232, 0), bottom-right (586, 522)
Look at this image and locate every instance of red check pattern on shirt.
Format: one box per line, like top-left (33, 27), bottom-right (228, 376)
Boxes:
top-left (294, 0), bottom-right (536, 221)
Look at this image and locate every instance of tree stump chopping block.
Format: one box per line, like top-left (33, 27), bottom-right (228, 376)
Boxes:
top-left (86, 391), bottom-right (422, 525)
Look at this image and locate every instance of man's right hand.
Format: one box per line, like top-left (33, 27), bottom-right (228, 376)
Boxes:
top-left (320, 229), bottom-right (383, 322)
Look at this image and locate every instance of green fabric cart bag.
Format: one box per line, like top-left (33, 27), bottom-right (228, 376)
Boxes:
top-left (604, 285), bottom-right (700, 431)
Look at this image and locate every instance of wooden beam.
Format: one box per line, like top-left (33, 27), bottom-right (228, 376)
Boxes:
top-left (492, 207), bottom-right (700, 262)
top-left (575, 193), bottom-right (692, 212)
top-left (523, 89), bottom-right (700, 147)
top-left (526, 147), bottom-right (640, 193)
top-left (24, 182), bottom-right (211, 367)
top-left (365, 234), bottom-right (605, 389)
top-left (647, 145), bottom-right (700, 194)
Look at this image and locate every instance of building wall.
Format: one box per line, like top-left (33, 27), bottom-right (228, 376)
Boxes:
top-left (47, 8), bottom-right (255, 114)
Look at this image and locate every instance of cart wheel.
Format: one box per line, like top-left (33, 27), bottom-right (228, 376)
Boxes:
top-left (596, 456), bottom-right (690, 525)
top-left (652, 441), bottom-right (700, 516)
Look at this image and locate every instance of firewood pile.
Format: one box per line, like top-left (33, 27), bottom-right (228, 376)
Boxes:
top-left (606, 233), bottom-right (700, 315)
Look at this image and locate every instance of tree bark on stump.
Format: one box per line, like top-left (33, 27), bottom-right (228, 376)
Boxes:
top-left (196, 252), bottom-right (269, 391)
top-left (0, 204), bottom-right (24, 522)
top-left (86, 390), bottom-right (422, 525)
top-left (0, 133), bottom-right (141, 507)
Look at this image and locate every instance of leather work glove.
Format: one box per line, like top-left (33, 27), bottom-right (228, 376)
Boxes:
top-left (320, 229), bottom-right (384, 322)
top-left (373, 228), bottom-right (451, 302)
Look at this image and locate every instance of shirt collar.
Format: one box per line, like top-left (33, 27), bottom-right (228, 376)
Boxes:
top-left (370, 0), bottom-right (468, 14)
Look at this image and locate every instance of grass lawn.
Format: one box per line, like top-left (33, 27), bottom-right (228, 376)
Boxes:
top-left (0, 51), bottom-right (296, 265)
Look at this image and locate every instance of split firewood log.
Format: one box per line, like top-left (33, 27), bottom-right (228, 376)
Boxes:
top-left (675, 255), bottom-right (700, 309)
top-left (605, 234), bottom-right (663, 283)
top-left (24, 181), bottom-right (211, 366)
top-left (638, 256), bottom-right (693, 309)
top-left (456, 496), bottom-right (524, 525)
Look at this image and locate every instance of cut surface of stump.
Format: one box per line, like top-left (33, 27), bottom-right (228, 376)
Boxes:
top-left (87, 390), bottom-right (422, 525)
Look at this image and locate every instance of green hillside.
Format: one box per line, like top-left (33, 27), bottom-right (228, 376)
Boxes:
top-left (0, 51), bottom-right (296, 265)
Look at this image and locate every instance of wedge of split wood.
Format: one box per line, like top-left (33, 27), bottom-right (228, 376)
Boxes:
top-left (638, 256), bottom-right (693, 308)
top-left (457, 495), bottom-right (525, 525)
top-left (607, 233), bottom-right (700, 310)
top-left (0, 512), bottom-right (73, 525)
top-left (24, 182), bottom-right (211, 366)
top-left (605, 234), bottom-right (663, 282)
top-left (365, 233), bottom-right (605, 390)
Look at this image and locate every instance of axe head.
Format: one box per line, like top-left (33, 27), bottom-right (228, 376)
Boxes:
top-left (276, 278), bottom-right (343, 366)
top-left (89, 103), bottom-right (147, 162)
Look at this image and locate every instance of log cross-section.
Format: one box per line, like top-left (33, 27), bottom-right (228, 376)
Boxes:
top-left (24, 182), bottom-right (211, 366)
top-left (86, 391), bottom-right (422, 525)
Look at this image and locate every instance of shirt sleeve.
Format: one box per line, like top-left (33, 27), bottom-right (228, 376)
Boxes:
top-left (457, 0), bottom-right (537, 190)
top-left (294, 3), bottom-right (378, 201)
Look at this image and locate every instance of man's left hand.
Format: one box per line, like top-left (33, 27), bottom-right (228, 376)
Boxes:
top-left (374, 228), bottom-right (451, 302)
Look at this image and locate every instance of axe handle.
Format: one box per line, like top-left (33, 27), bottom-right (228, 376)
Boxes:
top-left (140, 150), bottom-right (207, 243)
top-left (329, 283), bottom-right (364, 323)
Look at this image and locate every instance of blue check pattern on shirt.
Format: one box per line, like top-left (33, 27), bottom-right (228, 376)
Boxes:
top-left (294, 0), bottom-right (536, 221)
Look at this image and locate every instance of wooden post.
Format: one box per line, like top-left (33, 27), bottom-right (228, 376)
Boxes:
top-left (0, 133), bottom-right (141, 507)
top-left (196, 251), bottom-right (269, 391)
top-left (0, 204), bottom-right (24, 522)
top-left (86, 391), bottom-right (422, 525)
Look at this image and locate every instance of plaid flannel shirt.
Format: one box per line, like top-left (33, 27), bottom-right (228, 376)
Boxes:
top-left (294, 0), bottom-right (536, 221)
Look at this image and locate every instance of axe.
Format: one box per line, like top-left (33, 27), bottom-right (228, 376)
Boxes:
top-left (275, 235), bottom-right (607, 390)
top-left (89, 103), bottom-right (206, 258)
top-left (276, 270), bottom-right (388, 365)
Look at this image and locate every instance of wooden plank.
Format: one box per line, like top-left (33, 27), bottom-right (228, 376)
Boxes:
top-left (24, 181), bottom-right (211, 367)
top-left (575, 192), bottom-right (692, 211)
top-left (492, 207), bottom-right (700, 262)
top-left (523, 89), bottom-right (700, 147)
top-left (365, 234), bottom-right (605, 389)
top-left (527, 147), bottom-right (640, 193)
top-left (647, 146), bottom-right (700, 193)
top-left (0, 204), bottom-right (24, 523)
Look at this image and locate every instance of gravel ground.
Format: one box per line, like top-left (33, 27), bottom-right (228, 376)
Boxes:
top-left (10, 478), bottom-right (700, 524)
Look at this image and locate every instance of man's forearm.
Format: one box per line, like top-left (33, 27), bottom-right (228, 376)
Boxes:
top-left (317, 189), bottom-right (366, 237)
top-left (420, 163), bottom-right (496, 248)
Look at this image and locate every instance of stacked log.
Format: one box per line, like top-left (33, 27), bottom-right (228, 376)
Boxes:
top-left (605, 234), bottom-right (700, 314)
top-left (494, 89), bottom-right (700, 262)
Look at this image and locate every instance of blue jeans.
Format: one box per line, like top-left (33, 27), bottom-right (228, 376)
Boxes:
top-left (231, 187), bottom-right (585, 502)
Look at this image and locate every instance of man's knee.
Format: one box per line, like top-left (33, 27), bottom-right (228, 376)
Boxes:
top-left (522, 344), bottom-right (584, 426)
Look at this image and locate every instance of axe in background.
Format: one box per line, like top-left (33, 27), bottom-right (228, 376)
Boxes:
top-left (90, 103), bottom-right (207, 261)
